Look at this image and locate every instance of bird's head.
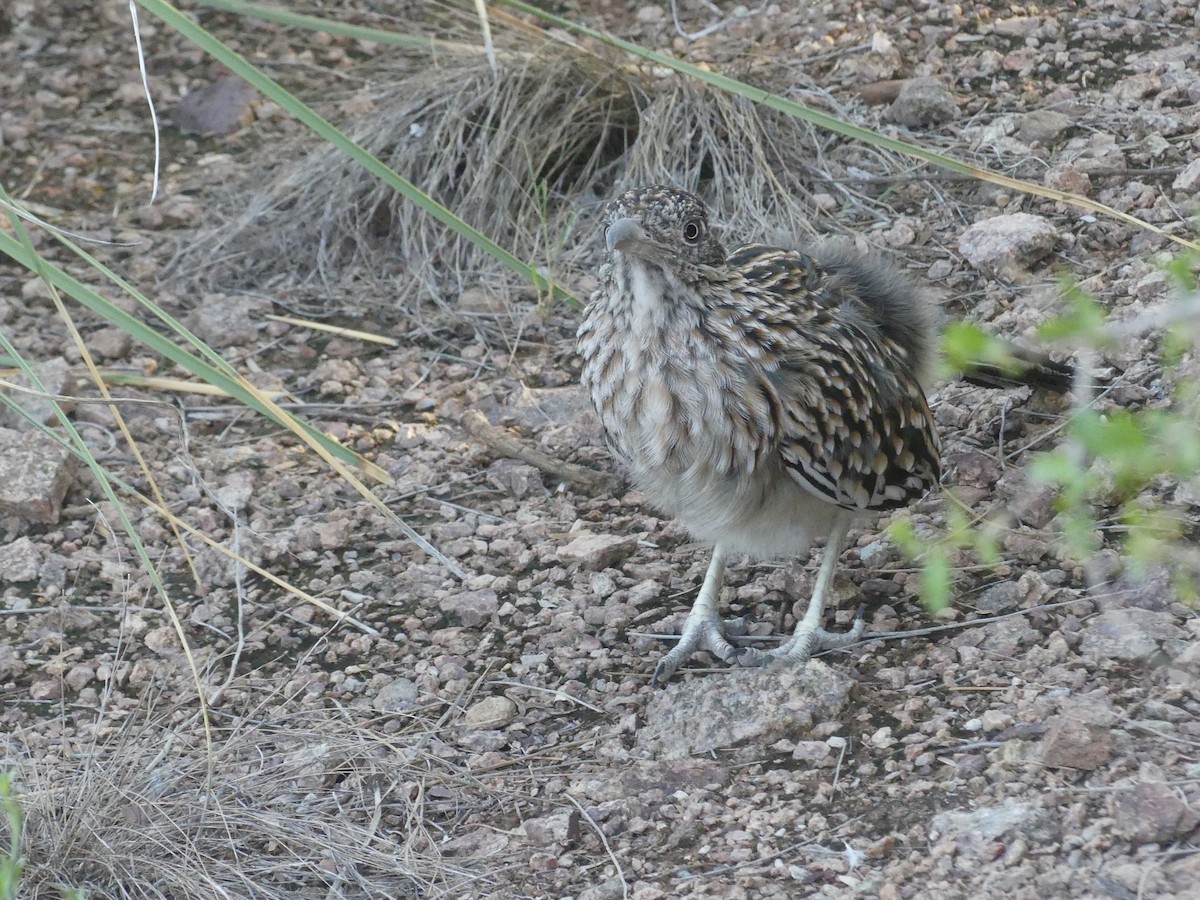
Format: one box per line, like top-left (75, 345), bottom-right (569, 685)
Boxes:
top-left (601, 186), bottom-right (727, 276)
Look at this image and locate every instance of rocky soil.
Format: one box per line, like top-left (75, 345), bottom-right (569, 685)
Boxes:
top-left (1, 1), bottom-right (1198, 898)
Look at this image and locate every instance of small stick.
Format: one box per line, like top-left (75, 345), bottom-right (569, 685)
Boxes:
top-left (461, 409), bottom-right (624, 496)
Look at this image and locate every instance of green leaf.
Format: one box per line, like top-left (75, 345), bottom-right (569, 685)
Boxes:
top-left (1029, 451), bottom-right (1077, 487)
top-left (887, 518), bottom-right (918, 555)
top-left (941, 321), bottom-right (1027, 377)
top-left (973, 519), bottom-right (1003, 568)
top-left (1162, 252), bottom-right (1199, 290)
top-left (919, 550), bottom-right (953, 613)
top-left (1038, 281), bottom-right (1108, 343)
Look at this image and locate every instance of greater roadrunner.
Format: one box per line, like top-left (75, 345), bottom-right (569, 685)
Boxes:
top-left (578, 186), bottom-right (945, 684)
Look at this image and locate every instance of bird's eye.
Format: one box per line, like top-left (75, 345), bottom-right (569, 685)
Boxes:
top-left (683, 220), bottom-right (703, 244)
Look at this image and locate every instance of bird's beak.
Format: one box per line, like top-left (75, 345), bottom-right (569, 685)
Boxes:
top-left (606, 217), bottom-right (646, 253)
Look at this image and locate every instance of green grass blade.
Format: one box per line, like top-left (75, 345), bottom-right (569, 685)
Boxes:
top-left (186, 0), bottom-right (441, 50)
top-left (0, 187), bottom-right (216, 752)
top-left (0, 222), bottom-right (377, 479)
top-left (0, 196), bottom-right (379, 482)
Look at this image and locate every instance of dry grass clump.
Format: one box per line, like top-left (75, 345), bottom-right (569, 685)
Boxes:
top-left (180, 36), bottom-right (833, 316)
top-left (5, 698), bottom-right (534, 899)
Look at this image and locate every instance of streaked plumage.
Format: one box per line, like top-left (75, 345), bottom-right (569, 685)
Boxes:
top-left (578, 186), bottom-right (942, 682)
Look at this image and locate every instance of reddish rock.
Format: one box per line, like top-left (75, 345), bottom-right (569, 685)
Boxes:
top-left (1040, 716), bottom-right (1113, 770)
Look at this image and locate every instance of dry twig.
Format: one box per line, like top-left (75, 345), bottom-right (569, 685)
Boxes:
top-left (462, 409), bottom-right (624, 495)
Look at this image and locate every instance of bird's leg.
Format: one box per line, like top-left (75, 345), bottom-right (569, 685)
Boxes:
top-left (737, 514), bottom-right (865, 668)
top-left (651, 544), bottom-right (741, 685)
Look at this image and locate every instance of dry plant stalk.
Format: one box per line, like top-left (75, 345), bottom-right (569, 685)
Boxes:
top-left (462, 408), bottom-right (623, 495)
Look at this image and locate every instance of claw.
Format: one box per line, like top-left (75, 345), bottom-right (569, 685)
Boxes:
top-left (651, 546), bottom-right (736, 685)
top-left (736, 603), bottom-right (865, 667)
top-left (651, 614), bottom-right (741, 686)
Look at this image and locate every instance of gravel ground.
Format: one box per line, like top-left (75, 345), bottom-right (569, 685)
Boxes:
top-left (1, 1), bottom-right (1198, 898)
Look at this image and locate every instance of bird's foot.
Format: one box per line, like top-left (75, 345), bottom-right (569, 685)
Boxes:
top-left (736, 604), bottom-right (866, 668)
top-left (651, 613), bottom-right (748, 686)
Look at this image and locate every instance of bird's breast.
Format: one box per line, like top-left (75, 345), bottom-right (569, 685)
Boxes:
top-left (580, 282), bottom-right (777, 494)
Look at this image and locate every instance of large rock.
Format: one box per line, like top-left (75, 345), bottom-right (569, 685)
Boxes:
top-left (886, 77), bottom-right (959, 127)
top-left (1110, 781), bottom-right (1200, 845)
top-left (372, 677), bottom-right (418, 712)
top-left (930, 800), bottom-right (1059, 859)
top-left (1173, 158), bottom-right (1200, 193)
top-left (461, 695), bottom-right (518, 730)
top-left (506, 385), bottom-right (592, 430)
top-left (637, 661), bottom-right (854, 760)
top-left (959, 214), bottom-right (1058, 269)
top-left (439, 589), bottom-right (499, 627)
top-left (0, 536), bottom-right (41, 583)
top-left (1040, 716), bottom-right (1113, 770)
top-left (0, 427), bottom-right (75, 524)
top-left (174, 74), bottom-right (256, 136)
top-left (186, 293), bottom-right (272, 348)
top-left (0, 357), bottom-right (71, 428)
top-left (558, 532), bottom-right (638, 571)
top-left (1081, 608), bottom-right (1184, 664)
top-left (1017, 109), bottom-right (1072, 144)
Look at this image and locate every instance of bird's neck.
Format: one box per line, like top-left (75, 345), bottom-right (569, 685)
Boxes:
top-left (607, 254), bottom-right (709, 335)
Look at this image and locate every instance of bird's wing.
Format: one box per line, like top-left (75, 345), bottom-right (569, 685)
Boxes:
top-left (772, 335), bottom-right (941, 511)
top-left (727, 244), bottom-right (942, 512)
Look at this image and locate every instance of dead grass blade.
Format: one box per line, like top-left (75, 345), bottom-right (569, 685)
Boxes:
top-left (1, 197), bottom-right (468, 578)
top-left (263, 314), bottom-right (400, 347)
top-left (8, 698), bottom-right (521, 898)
